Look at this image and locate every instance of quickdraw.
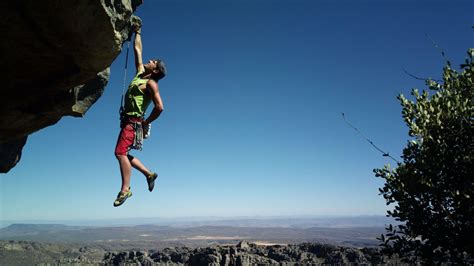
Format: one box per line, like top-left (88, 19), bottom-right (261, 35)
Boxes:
top-left (131, 121), bottom-right (144, 151)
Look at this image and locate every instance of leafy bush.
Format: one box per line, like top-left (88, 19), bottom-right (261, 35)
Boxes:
top-left (375, 49), bottom-right (473, 263)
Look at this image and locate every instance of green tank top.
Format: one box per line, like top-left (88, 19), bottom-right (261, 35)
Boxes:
top-left (124, 72), bottom-right (151, 117)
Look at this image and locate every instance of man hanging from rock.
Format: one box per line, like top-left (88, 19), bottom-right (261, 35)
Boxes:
top-left (113, 20), bottom-right (166, 207)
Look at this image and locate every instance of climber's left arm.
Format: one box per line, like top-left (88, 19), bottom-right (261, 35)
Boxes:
top-left (133, 26), bottom-right (144, 74)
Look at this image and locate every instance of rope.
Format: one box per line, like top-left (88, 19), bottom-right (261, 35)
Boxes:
top-left (119, 41), bottom-right (131, 118)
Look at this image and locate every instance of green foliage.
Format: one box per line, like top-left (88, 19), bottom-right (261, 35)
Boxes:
top-left (375, 49), bottom-right (474, 263)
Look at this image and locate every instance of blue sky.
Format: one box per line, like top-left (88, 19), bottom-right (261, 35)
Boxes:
top-left (1, 0), bottom-right (472, 222)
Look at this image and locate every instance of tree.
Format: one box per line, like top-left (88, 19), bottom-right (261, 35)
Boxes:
top-left (375, 49), bottom-right (473, 263)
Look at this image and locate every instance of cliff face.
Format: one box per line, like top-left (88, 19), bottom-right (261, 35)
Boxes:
top-left (0, 0), bottom-right (142, 173)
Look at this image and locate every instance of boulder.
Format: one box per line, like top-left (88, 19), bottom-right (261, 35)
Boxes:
top-left (236, 240), bottom-right (250, 249)
top-left (0, 0), bottom-right (143, 173)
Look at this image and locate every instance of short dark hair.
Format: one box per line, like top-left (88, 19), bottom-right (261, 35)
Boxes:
top-left (151, 59), bottom-right (167, 81)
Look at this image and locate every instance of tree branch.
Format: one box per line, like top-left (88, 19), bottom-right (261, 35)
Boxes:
top-left (426, 34), bottom-right (451, 65)
top-left (402, 68), bottom-right (442, 83)
top-left (342, 113), bottom-right (401, 164)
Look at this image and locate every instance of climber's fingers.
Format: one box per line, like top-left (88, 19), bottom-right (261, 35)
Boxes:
top-left (131, 16), bottom-right (142, 32)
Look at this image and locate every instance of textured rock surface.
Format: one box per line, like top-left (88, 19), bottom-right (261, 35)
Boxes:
top-left (6, 240), bottom-right (468, 265)
top-left (0, 0), bottom-right (142, 173)
top-left (0, 137), bottom-right (27, 173)
top-left (103, 241), bottom-right (397, 265)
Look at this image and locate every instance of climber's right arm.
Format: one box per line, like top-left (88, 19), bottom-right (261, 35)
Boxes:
top-left (134, 26), bottom-right (144, 73)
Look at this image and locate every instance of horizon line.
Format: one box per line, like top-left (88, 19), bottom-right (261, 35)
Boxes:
top-left (0, 214), bottom-right (390, 223)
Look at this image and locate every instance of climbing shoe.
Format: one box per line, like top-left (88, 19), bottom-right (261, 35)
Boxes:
top-left (113, 188), bottom-right (132, 207)
top-left (147, 172), bottom-right (158, 192)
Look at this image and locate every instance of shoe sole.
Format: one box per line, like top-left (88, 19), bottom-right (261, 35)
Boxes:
top-left (148, 173), bottom-right (158, 192)
top-left (113, 191), bottom-right (132, 207)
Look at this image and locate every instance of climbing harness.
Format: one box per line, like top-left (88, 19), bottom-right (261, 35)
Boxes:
top-left (126, 119), bottom-right (150, 151)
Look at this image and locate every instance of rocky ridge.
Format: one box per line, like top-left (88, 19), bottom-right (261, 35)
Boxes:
top-left (0, 240), bottom-right (399, 265)
top-left (103, 241), bottom-right (396, 265)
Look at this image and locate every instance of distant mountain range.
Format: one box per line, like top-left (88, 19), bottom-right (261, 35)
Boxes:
top-left (0, 217), bottom-right (406, 265)
top-left (0, 215), bottom-right (396, 229)
top-left (0, 216), bottom-right (398, 249)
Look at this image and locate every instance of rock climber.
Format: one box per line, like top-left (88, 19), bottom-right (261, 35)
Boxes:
top-left (113, 21), bottom-right (166, 207)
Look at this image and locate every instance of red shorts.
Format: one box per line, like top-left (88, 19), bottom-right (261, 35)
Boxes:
top-left (114, 117), bottom-right (142, 155)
